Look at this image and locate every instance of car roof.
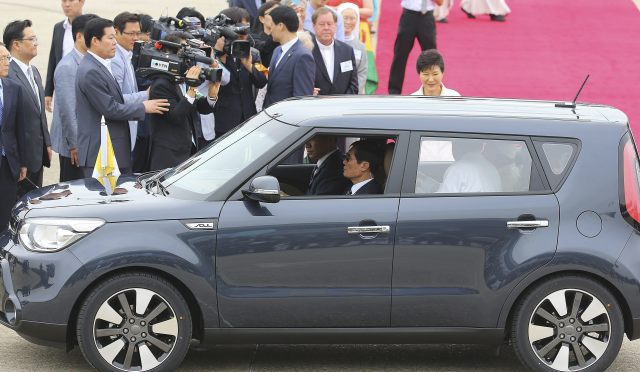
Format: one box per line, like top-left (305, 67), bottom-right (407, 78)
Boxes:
top-left (264, 96), bottom-right (629, 128)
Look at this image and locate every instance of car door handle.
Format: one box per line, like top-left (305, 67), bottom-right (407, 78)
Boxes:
top-left (506, 220), bottom-right (549, 229)
top-left (347, 226), bottom-right (391, 234)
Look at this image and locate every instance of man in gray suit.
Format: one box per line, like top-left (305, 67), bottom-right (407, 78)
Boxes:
top-left (50, 14), bottom-right (97, 182)
top-left (3, 20), bottom-right (51, 190)
top-left (263, 6), bottom-right (315, 108)
top-left (76, 18), bottom-right (169, 177)
top-left (112, 12), bottom-right (148, 155)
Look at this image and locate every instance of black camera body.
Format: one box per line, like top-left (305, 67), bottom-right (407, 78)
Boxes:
top-left (132, 40), bottom-right (223, 85)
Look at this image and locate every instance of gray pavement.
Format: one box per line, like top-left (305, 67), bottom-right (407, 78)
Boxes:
top-left (2, 326), bottom-right (640, 371)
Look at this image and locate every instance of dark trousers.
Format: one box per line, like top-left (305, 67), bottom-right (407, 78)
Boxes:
top-left (132, 135), bottom-right (151, 174)
top-left (388, 9), bottom-right (437, 94)
top-left (17, 167), bottom-right (43, 197)
top-left (0, 157), bottom-right (18, 232)
top-left (59, 154), bottom-right (84, 182)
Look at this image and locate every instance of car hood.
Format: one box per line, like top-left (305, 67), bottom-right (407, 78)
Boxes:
top-left (14, 176), bottom-right (223, 223)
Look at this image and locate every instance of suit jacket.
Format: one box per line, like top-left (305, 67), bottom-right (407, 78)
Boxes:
top-left (230, 0), bottom-right (259, 24)
top-left (350, 179), bottom-right (383, 195)
top-left (8, 61), bottom-right (51, 173)
top-left (148, 76), bottom-right (214, 170)
top-left (76, 53), bottom-right (145, 170)
top-left (312, 38), bottom-right (358, 95)
top-left (307, 150), bottom-right (351, 195)
top-left (263, 40), bottom-right (316, 108)
top-left (216, 49), bottom-right (267, 134)
top-left (51, 49), bottom-right (82, 157)
top-left (45, 20), bottom-right (65, 97)
top-left (112, 45), bottom-right (148, 147)
top-left (0, 78), bottom-right (24, 179)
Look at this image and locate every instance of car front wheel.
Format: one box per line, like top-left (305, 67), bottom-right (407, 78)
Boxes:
top-left (77, 272), bottom-right (192, 372)
top-left (511, 276), bottom-right (624, 372)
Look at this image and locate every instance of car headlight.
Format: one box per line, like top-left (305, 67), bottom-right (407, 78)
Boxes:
top-left (19, 218), bottom-right (106, 252)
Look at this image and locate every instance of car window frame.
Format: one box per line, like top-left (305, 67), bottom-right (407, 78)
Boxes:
top-left (532, 136), bottom-right (582, 193)
top-left (229, 128), bottom-right (411, 201)
top-left (402, 131), bottom-right (552, 197)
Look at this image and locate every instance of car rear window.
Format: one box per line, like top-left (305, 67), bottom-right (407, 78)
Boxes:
top-left (533, 139), bottom-right (580, 190)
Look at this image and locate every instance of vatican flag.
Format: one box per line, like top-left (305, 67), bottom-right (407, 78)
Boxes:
top-left (92, 118), bottom-right (120, 194)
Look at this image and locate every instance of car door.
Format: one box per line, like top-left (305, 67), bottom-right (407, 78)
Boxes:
top-left (391, 133), bottom-right (560, 327)
top-left (216, 129), bottom-right (409, 328)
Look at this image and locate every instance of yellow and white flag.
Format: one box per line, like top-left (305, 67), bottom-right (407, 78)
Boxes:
top-left (91, 117), bottom-right (120, 194)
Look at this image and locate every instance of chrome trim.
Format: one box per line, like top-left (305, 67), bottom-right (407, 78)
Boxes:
top-left (253, 189), bottom-right (280, 195)
top-left (185, 222), bottom-right (216, 230)
top-left (507, 220), bottom-right (549, 229)
top-left (347, 226), bottom-right (391, 234)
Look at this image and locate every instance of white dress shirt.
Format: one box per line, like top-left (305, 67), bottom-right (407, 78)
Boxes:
top-left (316, 39), bottom-right (335, 83)
top-left (349, 178), bottom-right (373, 195)
top-left (411, 83), bottom-right (461, 97)
top-left (88, 51), bottom-right (114, 77)
top-left (274, 37), bottom-right (299, 68)
top-left (402, 0), bottom-right (436, 13)
top-left (62, 18), bottom-right (75, 57)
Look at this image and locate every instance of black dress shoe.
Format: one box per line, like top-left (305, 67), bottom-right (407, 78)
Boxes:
top-left (461, 7), bottom-right (476, 18)
top-left (437, 17), bottom-right (448, 23)
top-left (490, 14), bottom-right (506, 22)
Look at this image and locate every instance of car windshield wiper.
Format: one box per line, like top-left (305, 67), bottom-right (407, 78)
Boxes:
top-left (143, 177), bottom-right (169, 196)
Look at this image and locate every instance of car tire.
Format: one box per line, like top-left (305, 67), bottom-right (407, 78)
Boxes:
top-left (511, 275), bottom-right (624, 372)
top-left (76, 272), bottom-right (192, 372)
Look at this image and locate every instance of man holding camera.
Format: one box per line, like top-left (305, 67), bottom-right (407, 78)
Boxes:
top-left (214, 7), bottom-right (267, 137)
top-left (148, 32), bottom-right (222, 171)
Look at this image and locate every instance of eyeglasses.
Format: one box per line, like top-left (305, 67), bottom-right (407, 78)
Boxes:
top-left (122, 31), bottom-right (142, 37)
top-left (0, 55), bottom-right (12, 63)
top-left (17, 36), bottom-right (38, 43)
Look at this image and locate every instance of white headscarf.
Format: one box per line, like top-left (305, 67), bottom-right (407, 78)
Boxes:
top-left (336, 2), bottom-right (361, 41)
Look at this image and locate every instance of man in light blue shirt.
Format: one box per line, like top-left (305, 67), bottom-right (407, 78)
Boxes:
top-left (304, 0), bottom-right (345, 41)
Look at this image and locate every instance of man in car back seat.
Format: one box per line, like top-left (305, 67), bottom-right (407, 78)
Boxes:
top-left (437, 138), bottom-right (501, 193)
top-left (305, 135), bottom-right (350, 195)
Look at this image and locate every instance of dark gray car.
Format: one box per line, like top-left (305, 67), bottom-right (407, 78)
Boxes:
top-left (1, 96), bottom-right (640, 372)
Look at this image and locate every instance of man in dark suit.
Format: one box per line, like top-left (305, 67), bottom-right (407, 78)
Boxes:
top-left (147, 32), bottom-right (221, 171)
top-left (343, 140), bottom-right (383, 195)
top-left (230, 0), bottom-right (261, 25)
top-left (0, 42), bottom-right (27, 231)
top-left (263, 6), bottom-right (315, 108)
top-left (75, 18), bottom-right (169, 177)
top-left (311, 7), bottom-right (358, 96)
top-left (4, 20), bottom-right (51, 190)
top-left (214, 6), bottom-right (268, 137)
top-left (44, 0), bottom-right (85, 113)
top-left (305, 135), bottom-right (350, 195)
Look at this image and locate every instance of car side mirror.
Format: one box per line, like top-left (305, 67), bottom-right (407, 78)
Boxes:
top-left (242, 176), bottom-right (281, 203)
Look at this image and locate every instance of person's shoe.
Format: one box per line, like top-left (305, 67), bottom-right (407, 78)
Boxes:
top-left (461, 7), bottom-right (475, 18)
top-left (437, 17), bottom-right (448, 23)
top-left (490, 14), bottom-right (506, 22)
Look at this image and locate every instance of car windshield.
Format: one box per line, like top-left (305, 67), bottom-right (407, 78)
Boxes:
top-left (160, 112), bottom-right (297, 198)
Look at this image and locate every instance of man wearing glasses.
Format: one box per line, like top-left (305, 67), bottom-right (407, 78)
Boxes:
top-left (0, 42), bottom-right (27, 231)
top-left (3, 20), bottom-right (51, 192)
top-left (112, 12), bottom-right (149, 173)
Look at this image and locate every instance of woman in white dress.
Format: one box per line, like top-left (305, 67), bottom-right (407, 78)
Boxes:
top-left (460, 0), bottom-right (511, 22)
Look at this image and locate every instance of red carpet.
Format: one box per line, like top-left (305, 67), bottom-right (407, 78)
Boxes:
top-left (375, 0), bottom-right (640, 130)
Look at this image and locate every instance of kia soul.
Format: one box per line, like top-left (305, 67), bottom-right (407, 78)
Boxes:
top-left (1, 96), bottom-right (640, 372)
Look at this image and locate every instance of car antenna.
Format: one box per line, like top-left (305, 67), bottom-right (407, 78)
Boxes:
top-left (555, 74), bottom-right (590, 108)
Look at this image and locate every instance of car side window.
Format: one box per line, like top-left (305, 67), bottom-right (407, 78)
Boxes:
top-left (268, 135), bottom-right (398, 197)
top-left (534, 139), bottom-right (579, 190)
top-left (415, 137), bottom-right (534, 194)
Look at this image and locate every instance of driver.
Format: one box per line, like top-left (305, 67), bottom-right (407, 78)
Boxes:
top-left (305, 135), bottom-right (350, 195)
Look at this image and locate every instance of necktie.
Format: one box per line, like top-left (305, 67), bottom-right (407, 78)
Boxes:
top-left (271, 47), bottom-right (283, 70)
top-left (27, 66), bottom-right (40, 108)
top-left (0, 83), bottom-right (4, 156)
top-left (421, 0), bottom-right (428, 13)
top-left (308, 164), bottom-right (319, 189)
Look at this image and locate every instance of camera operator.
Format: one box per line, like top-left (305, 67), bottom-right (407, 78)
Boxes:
top-left (213, 7), bottom-right (268, 137)
top-left (147, 31), bottom-right (221, 171)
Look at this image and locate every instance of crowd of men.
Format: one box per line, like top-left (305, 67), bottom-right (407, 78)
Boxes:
top-left (0, 0), bottom-right (454, 230)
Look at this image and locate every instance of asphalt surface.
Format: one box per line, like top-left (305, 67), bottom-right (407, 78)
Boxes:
top-left (1, 325), bottom-right (640, 371)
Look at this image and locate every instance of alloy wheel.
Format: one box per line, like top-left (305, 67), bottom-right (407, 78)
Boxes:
top-left (93, 288), bottom-right (179, 371)
top-left (528, 288), bottom-right (611, 371)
